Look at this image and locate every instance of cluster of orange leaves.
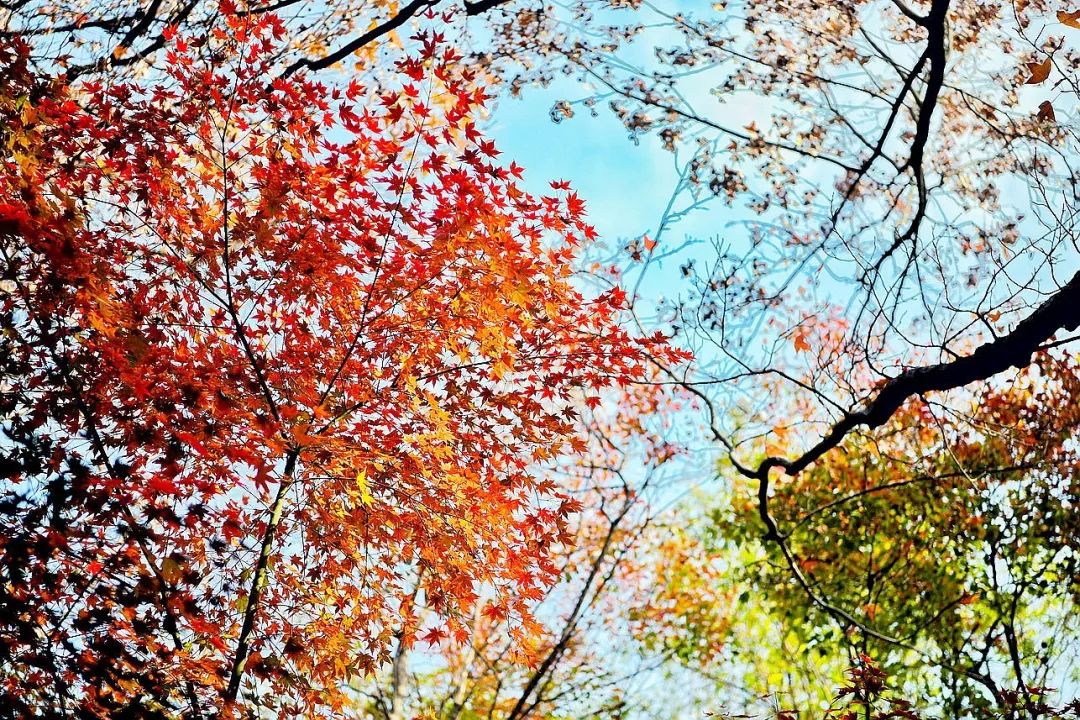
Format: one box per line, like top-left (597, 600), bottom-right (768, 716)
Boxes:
top-left (0, 12), bottom-right (686, 718)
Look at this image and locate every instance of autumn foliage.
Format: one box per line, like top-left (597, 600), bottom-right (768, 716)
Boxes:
top-left (4, 0), bottom-right (1080, 717)
top-left (0, 15), bottom-right (682, 717)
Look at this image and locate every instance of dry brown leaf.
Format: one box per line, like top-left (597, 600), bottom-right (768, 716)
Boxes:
top-left (1037, 99), bottom-right (1056, 122)
top-left (1025, 57), bottom-right (1052, 84)
top-left (1058, 9), bottom-right (1080, 28)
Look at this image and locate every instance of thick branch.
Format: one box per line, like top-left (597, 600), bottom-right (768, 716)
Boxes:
top-left (115, 0), bottom-right (164, 54)
top-left (905, 0), bottom-right (950, 176)
top-left (281, 0), bottom-right (437, 77)
top-left (223, 451), bottom-right (299, 704)
top-left (463, 0), bottom-right (511, 15)
top-left (749, 267), bottom-right (1080, 485)
top-left (68, 0), bottom-right (199, 78)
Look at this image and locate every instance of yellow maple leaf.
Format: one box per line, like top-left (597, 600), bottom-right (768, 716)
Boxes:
top-left (356, 469), bottom-right (373, 506)
top-left (161, 557), bottom-right (182, 585)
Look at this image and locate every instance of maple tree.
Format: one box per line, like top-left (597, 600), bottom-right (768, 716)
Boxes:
top-left (0, 13), bottom-right (683, 717)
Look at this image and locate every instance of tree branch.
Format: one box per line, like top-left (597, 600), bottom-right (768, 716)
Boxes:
top-left (281, 0), bottom-right (438, 77)
top-left (463, 0), bottom-right (511, 16)
top-left (748, 265), bottom-right (1080, 485)
top-left (223, 451), bottom-right (299, 704)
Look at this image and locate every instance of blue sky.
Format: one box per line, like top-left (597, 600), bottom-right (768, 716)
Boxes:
top-left (489, 84), bottom-right (681, 242)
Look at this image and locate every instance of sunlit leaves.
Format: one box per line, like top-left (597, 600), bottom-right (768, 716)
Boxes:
top-left (0, 16), bottom-right (683, 717)
top-left (1058, 9), bottom-right (1080, 28)
top-left (694, 354), bottom-right (1080, 716)
top-left (1025, 57), bottom-right (1053, 83)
